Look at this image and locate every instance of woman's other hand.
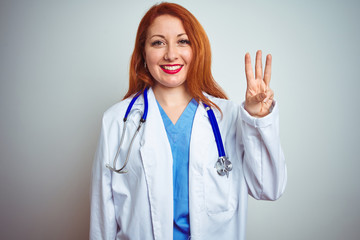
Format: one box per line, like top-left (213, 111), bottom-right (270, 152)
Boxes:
top-left (244, 50), bottom-right (274, 117)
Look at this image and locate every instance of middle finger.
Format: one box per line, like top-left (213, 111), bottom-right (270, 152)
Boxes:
top-left (255, 50), bottom-right (263, 80)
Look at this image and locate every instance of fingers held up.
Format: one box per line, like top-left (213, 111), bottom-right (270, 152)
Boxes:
top-left (244, 50), bottom-right (274, 117)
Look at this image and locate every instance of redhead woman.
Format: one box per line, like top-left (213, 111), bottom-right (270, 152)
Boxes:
top-left (90, 2), bottom-right (287, 240)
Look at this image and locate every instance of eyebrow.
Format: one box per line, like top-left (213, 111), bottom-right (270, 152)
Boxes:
top-left (149, 33), bottom-right (187, 39)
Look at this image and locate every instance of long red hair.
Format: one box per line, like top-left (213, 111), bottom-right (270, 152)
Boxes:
top-left (123, 2), bottom-right (228, 110)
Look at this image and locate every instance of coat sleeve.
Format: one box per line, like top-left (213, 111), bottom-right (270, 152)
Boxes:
top-left (237, 101), bottom-right (287, 200)
top-left (90, 116), bottom-right (117, 239)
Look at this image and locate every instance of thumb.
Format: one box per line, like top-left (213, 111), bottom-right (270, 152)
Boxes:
top-left (249, 92), bottom-right (266, 103)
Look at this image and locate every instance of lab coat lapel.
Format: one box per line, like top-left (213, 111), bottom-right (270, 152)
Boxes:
top-left (189, 100), bottom-right (222, 175)
top-left (188, 100), bottom-right (221, 238)
top-left (139, 88), bottom-right (173, 240)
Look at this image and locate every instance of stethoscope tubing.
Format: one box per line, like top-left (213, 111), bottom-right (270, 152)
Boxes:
top-left (106, 88), bottom-right (148, 173)
top-left (124, 88), bottom-right (148, 122)
top-left (203, 103), bottom-right (226, 158)
top-left (107, 89), bottom-right (231, 177)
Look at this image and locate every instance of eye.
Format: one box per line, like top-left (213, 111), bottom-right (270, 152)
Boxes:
top-left (178, 39), bottom-right (190, 45)
top-left (151, 40), bottom-right (165, 46)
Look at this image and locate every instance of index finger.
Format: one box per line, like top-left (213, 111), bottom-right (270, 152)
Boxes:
top-left (245, 53), bottom-right (254, 84)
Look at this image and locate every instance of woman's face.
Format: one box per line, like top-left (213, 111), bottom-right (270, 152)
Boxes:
top-left (144, 15), bottom-right (193, 90)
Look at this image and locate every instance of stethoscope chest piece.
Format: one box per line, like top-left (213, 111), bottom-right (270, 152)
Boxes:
top-left (215, 156), bottom-right (232, 178)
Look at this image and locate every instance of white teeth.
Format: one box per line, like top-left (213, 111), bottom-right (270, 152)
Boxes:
top-left (162, 65), bottom-right (182, 70)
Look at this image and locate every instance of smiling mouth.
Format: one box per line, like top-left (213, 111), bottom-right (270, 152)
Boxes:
top-left (160, 64), bottom-right (183, 74)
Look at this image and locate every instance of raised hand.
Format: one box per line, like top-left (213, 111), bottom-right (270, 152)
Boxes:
top-left (244, 50), bottom-right (274, 117)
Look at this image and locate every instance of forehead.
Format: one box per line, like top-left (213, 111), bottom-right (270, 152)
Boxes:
top-left (147, 15), bottom-right (186, 37)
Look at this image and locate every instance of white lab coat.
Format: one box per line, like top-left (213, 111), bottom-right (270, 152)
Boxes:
top-left (90, 88), bottom-right (287, 240)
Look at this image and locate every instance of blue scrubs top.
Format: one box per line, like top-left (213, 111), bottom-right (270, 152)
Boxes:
top-left (156, 99), bottom-right (198, 240)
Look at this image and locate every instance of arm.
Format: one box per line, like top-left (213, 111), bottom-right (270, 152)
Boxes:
top-left (90, 117), bottom-right (117, 239)
top-left (240, 50), bottom-right (287, 200)
top-left (239, 101), bottom-right (287, 200)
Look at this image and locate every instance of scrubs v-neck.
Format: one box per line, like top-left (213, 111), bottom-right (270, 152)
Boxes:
top-left (156, 99), bottom-right (198, 240)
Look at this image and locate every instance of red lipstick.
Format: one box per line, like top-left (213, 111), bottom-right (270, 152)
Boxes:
top-left (160, 64), bottom-right (183, 74)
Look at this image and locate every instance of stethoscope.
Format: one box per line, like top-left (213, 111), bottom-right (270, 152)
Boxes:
top-left (106, 88), bottom-right (233, 177)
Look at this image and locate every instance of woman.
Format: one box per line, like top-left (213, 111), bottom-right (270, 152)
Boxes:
top-left (90, 2), bottom-right (286, 240)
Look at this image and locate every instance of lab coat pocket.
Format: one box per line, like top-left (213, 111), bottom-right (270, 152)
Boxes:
top-left (204, 162), bottom-right (235, 215)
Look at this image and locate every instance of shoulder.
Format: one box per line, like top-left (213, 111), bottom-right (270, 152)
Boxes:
top-left (102, 97), bottom-right (133, 125)
top-left (206, 94), bottom-right (240, 114)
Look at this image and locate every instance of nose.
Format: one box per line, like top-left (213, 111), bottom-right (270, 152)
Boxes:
top-left (164, 43), bottom-right (178, 61)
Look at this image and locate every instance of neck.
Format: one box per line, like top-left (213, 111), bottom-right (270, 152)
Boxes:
top-left (153, 84), bottom-right (192, 108)
top-left (152, 84), bottom-right (192, 125)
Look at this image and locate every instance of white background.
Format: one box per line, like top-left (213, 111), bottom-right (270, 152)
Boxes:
top-left (1, 0), bottom-right (359, 239)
